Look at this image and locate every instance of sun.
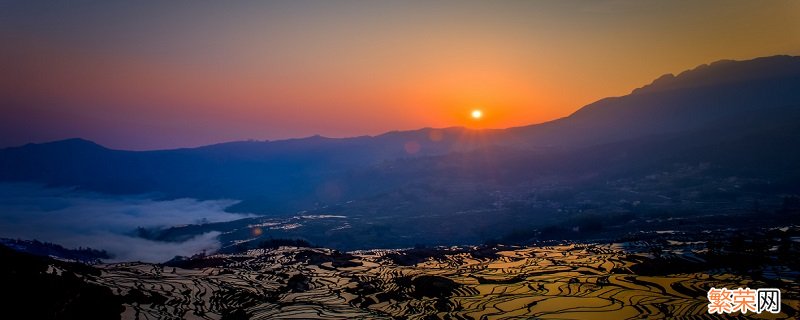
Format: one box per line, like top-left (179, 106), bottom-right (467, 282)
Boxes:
top-left (471, 109), bottom-right (483, 119)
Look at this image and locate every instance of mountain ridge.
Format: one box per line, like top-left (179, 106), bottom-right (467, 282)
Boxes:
top-left (2, 55), bottom-right (799, 218)
top-left (5, 55), bottom-right (799, 154)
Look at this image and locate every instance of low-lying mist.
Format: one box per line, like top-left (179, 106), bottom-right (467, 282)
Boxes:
top-left (0, 183), bottom-right (252, 262)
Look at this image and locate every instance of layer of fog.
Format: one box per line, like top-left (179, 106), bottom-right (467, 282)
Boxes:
top-left (0, 183), bottom-right (253, 262)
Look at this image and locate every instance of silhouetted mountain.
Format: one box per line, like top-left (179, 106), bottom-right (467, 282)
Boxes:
top-left (632, 55), bottom-right (800, 94)
top-left (505, 55), bottom-right (800, 148)
top-left (2, 55), bottom-right (800, 221)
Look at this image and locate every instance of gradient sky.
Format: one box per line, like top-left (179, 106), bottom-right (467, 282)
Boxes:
top-left (1, 0), bottom-right (799, 150)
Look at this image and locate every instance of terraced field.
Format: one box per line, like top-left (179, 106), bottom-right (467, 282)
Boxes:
top-left (86, 244), bottom-right (797, 319)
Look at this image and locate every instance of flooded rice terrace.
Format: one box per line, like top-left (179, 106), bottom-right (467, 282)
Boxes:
top-left (82, 240), bottom-right (797, 319)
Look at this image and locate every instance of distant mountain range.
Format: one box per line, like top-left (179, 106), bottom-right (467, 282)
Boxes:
top-left (2, 55), bottom-right (800, 221)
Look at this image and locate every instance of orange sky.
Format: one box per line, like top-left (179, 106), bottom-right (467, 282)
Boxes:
top-left (1, 1), bottom-right (799, 150)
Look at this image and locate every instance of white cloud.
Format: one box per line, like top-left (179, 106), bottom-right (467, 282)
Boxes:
top-left (0, 183), bottom-right (252, 262)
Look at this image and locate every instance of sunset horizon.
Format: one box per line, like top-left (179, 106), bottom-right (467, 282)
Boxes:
top-left (4, 54), bottom-right (799, 151)
top-left (3, 1), bottom-right (799, 150)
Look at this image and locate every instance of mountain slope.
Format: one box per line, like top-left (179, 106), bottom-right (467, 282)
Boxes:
top-left (506, 55), bottom-right (800, 148)
top-left (1, 55), bottom-right (800, 217)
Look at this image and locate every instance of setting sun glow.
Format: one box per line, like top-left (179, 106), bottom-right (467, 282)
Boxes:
top-left (471, 110), bottom-right (483, 119)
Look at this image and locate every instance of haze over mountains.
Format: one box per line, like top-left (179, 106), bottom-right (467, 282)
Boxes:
top-left (2, 55), bottom-right (800, 250)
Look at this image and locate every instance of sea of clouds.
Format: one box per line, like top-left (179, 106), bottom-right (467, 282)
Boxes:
top-left (0, 183), bottom-right (252, 262)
